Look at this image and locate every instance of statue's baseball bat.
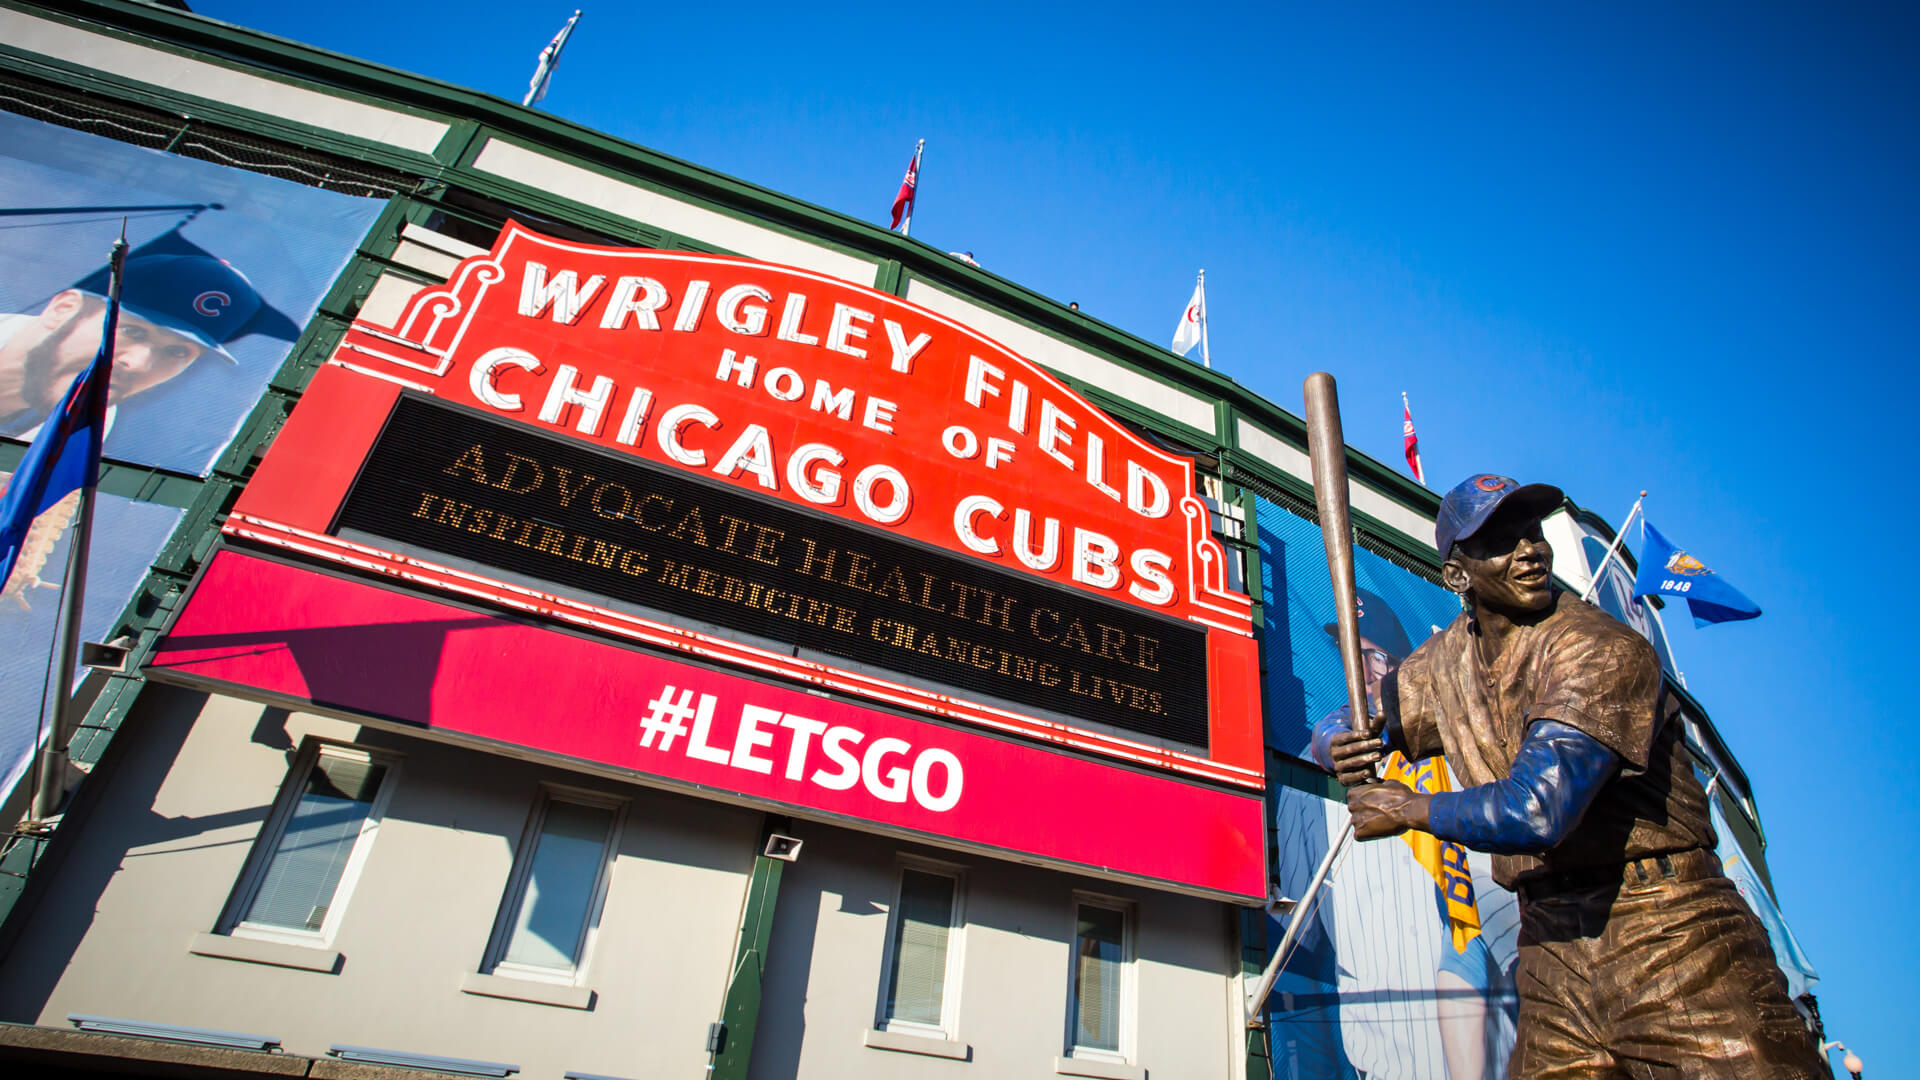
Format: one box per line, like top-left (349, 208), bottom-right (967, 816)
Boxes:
top-left (1303, 371), bottom-right (1374, 739)
top-left (1245, 373), bottom-right (1373, 1027)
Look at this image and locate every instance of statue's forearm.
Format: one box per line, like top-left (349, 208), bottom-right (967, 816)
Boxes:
top-left (1425, 720), bottom-right (1618, 854)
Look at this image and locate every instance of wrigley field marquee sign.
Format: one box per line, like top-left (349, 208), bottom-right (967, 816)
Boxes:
top-left (152, 223), bottom-right (1264, 900)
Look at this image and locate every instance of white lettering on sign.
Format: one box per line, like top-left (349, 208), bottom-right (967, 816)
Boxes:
top-left (638, 685), bottom-right (963, 812)
top-left (475, 258), bottom-right (1204, 612)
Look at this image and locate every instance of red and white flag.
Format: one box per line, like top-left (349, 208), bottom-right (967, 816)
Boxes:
top-left (890, 139), bottom-right (924, 234)
top-left (1402, 392), bottom-right (1425, 486)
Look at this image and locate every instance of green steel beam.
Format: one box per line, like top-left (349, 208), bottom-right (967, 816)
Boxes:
top-left (709, 826), bottom-right (788, 1080)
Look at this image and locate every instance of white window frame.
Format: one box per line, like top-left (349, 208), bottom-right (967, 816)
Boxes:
top-left (874, 855), bottom-right (967, 1040)
top-left (216, 739), bottom-right (400, 949)
top-left (478, 784), bottom-right (626, 987)
top-left (1063, 892), bottom-right (1136, 1064)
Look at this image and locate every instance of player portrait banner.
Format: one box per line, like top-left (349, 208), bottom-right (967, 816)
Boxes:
top-left (0, 111), bottom-right (383, 475)
top-left (1254, 496), bottom-right (1522, 1078)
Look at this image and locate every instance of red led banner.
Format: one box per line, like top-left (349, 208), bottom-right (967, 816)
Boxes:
top-left (150, 552), bottom-right (1265, 901)
top-left (222, 223), bottom-right (1261, 787)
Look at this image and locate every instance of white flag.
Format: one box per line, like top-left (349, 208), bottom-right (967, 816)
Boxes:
top-left (524, 10), bottom-right (583, 108)
top-left (1171, 275), bottom-right (1206, 359)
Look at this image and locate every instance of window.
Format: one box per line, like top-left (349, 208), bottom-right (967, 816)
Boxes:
top-left (221, 742), bottom-right (397, 944)
top-left (878, 864), bottom-right (963, 1035)
top-left (481, 789), bottom-right (623, 984)
top-left (1066, 899), bottom-right (1133, 1060)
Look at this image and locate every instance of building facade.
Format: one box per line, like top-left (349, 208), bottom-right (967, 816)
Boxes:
top-left (0, 3), bottom-right (1815, 1079)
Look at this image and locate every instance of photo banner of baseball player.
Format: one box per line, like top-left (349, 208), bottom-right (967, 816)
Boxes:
top-left (1255, 496), bottom-right (1524, 1079)
top-left (0, 110), bottom-right (383, 475)
top-left (1253, 497), bottom-right (1463, 761)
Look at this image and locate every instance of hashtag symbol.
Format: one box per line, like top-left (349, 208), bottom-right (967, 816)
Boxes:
top-left (638, 686), bottom-right (704, 752)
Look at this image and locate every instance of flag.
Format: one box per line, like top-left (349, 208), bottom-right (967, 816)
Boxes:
top-left (889, 141), bottom-right (923, 232)
top-left (1402, 393), bottom-right (1424, 486)
top-left (1632, 520), bottom-right (1761, 626)
top-left (0, 282), bottom-right (118, 590)
top-left (523, 10), bottom-right (583, 108)
top-left (1711, 798), bottom-right (1819, 999)
top-left (1171, 275), bottom-right (1206, 358)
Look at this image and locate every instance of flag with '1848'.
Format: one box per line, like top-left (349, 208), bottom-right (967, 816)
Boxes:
top-left (1632, 520), bottom-right (1761, 626)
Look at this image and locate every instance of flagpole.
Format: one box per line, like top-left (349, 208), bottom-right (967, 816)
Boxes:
top-left (523, 10), bottom-right (582, 108)
top-left (1579, 490), bottom-right (1647, 606)
top-left (1197, 269), bottom-right (1211, 370)
top-left (30, 233), bottom-right (125, 823)
top-left (901, 139), bottom-right (924, 238)
top-left (1245, 820), bottom-right (1354, 1025)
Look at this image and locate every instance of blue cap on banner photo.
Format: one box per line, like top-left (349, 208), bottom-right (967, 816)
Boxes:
top-left (1323, 587), bottom-right (1414, 661)
top-left (1435, 473), bottom-right (1564, 558)
top-left (1632, 520), bottom-right (1761, 626)
top-left (68, 230), bottom-right (301, 362)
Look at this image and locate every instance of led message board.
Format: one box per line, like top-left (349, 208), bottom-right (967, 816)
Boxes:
top-left (338, 395), bottom-right (1208, 744)
top-left (214, 222), bottom-right (1262, 792)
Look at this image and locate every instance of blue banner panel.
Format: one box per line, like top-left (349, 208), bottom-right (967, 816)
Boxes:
top-left (1253, 496), bottom-right (1461, 760)
top-left (0, 111), bottom-right (382, 475)
top-left (1268, 782), bottom-right (1522, 1080)
top-left (0, 494), bottom-right (183, 798)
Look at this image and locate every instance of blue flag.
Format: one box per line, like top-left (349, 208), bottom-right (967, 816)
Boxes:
top-left (0, 291), bottom-right (117, 589)
top-left (1711, 798), bottom-right (1819, 1000)
top-left (1632, 520), bottom-right (1761, 626)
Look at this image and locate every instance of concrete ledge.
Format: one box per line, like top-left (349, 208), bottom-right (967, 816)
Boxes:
top-left (459, 972), bottom-right (595, 1011)
top-left (0, 1021), bottom-right (307, 1075)
top-left (1056, 1056), bottom-right (1146, 1080)
top-left (190, 932), bottom-right (343, 974)
top-left (864, 1028), bottom-right (971, 1061)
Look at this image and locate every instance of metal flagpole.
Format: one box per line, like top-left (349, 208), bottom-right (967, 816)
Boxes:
top-left (1245, 820), bottom-right (1354, 1025)
top-left (901, 139), bottom-right (924, 238)
top-left (1197, 270), bottom-right (1211, 370)
top-left (1579, 490), bottom-right (1647, 605)
top-left (523, 10), bottom-right (582, 108)
top-left (31, 231), bottom-right (127, 822)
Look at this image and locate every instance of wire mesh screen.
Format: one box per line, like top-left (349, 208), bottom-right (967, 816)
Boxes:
top-left (0, 69), bottom-right (409, 199)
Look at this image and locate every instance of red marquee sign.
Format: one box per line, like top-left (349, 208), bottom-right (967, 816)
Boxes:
top-left (208, 223), bottom-right (1261, 793)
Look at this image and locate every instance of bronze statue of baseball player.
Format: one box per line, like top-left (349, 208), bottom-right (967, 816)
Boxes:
top-left (1321, 473), bottom-right (1823, 1079)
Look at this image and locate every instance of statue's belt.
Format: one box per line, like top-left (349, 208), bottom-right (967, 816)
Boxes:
top-left (1516, 847), bottom-right (1721, 902)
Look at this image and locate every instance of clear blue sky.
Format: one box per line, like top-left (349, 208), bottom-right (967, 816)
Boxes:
top-left (198, 0), bottom-right (1920, 1067)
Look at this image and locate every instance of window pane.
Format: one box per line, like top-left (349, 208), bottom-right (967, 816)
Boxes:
top-left (885, 869), bottom-right (955, 1026)
top-left (1072, 905), bottom-right (1125, 1052)
top-left (501, 800), bottom-right (615, 972)
top-left (244, 755), bottom-right (387, 931)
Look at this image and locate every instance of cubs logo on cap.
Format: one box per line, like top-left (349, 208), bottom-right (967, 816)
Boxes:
top-left (1435, 473), bottom-right (1564, 557)
top-left (67, 233), bottom-right (301, 364)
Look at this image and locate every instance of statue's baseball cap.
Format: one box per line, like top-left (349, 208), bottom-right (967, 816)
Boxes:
top-left (1435, 474), bottom-right (1564, 559)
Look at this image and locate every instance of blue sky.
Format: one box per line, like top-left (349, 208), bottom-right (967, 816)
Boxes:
top-left (198, 1), bottom-right (1919, 1067)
